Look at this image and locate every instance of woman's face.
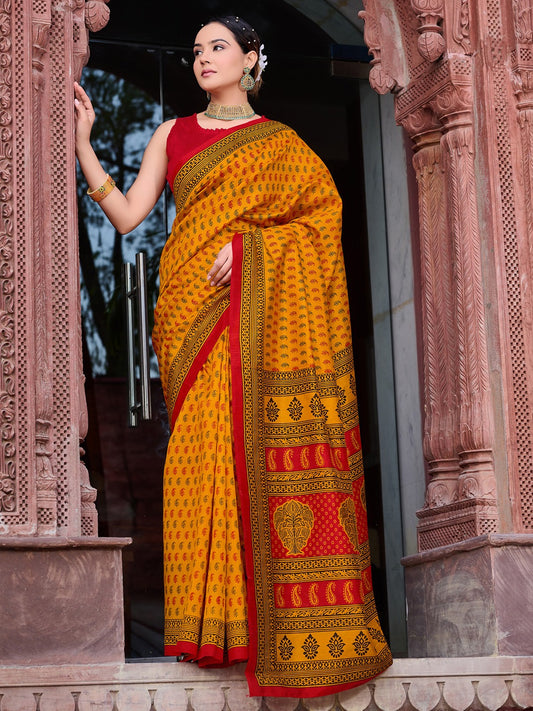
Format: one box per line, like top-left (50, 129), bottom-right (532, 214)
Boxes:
top-left (193, 23), bottom-right (256, 96)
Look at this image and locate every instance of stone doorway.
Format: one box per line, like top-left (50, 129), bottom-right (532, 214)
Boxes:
top-left (79, 0), bottom-right (406, 658)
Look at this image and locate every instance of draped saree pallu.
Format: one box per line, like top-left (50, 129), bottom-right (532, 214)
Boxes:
top-left (152, 117), bottom-right (392, 697)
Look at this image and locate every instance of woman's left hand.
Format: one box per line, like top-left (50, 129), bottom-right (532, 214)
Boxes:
top-left (73, 82), bottom-right (96, 147)
top-left (208, 241), bottom-right (233, 286)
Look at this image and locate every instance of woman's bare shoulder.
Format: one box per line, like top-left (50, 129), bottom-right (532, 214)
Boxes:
top-left (151, 118), bottom-right (177, 141)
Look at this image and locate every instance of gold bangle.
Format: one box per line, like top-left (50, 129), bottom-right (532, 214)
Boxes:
top-left (87, 174), bottom-right (116, 203)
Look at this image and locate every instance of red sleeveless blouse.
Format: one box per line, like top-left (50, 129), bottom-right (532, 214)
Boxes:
top-left (166, 113), bottom-right (268, 187)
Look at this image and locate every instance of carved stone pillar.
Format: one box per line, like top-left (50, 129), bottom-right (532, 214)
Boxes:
top-left (360, 0), bottom-right (533, 658)
top-left (428, 81), bottom-right (497, 539)
top-left (0, 0), bottom-right (129, 666)
top-left (403, 108), bottom-right (461, 535)
top-left (362, 0), bottom-right (498, 550)
top-left (32, 2), bottom-right (56, 536)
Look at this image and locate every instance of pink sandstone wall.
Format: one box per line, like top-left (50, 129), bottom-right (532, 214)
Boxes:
top-left (1, 0), bottom-right (532, 669)
top-left (0, 0), bottom-right (110, 538)
top-left (359, 0), bottom-right (533, 657)
top-left (360, 0), bottom-right (533, 546)
top-left (0, 0), bottom-right (128, 667)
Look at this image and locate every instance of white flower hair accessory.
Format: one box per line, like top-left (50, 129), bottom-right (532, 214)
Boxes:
top-left (257, 44), bottom-right (268, 78)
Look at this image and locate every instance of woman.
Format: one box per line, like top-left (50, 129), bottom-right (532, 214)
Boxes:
top-left (75, 15), bottom-right (392, 698)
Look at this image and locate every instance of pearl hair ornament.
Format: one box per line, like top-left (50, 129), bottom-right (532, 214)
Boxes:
top-left (205, 17), bottom-right (268, 80)
top-left (224, 16), bottom-right (268, 79)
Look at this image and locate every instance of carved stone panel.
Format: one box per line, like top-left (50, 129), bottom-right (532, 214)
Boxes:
top-left (0, 0), bottom-right (109, 537)
top-left (0, 0), bottom-right (18, 532)
top-left (510, 0), bottom-right (533, 532)
top-left (360, 0), bottom-right (505, 549)
top-left (33, 1), bottom-right (57, 536)
top-left (48, 0), bottom-right (109, 535)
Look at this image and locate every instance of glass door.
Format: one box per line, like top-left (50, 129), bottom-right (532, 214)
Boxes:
top-left (80, 31), bottom-right (402, 658)
top-left (79, 51), bottom-right (170, 657)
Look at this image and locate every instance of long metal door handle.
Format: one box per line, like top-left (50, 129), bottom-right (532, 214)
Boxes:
top-left (124, 262), bottom-right (138, 427)
top-left (136, 252), bottom-right (152, 421)
top-left (123, 252), bottom-right (152, 426)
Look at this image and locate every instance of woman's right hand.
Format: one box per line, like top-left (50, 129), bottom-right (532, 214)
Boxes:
top-left (208, 241), bottom-right (233, 286)
top-left (74, 81), bottom-right (96, 146)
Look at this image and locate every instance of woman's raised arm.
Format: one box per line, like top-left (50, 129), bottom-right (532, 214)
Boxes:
top-left (74, 81), bottom-right (174, 235)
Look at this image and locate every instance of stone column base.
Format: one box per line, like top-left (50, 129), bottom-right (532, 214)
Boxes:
top-left (416, 498), bottom-right (498, 551)
top-left (402, 533), bottom-right (533, 658)
top-left (0, 537), bottom-right (130, 665)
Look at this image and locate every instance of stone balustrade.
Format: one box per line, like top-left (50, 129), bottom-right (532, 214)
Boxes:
top-left (0, 658), bottom-right (531, 711)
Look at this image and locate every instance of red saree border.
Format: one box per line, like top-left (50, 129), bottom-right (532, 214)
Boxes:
top-left (172, 120), bottom-right (287, 215)
top-left (170, 307), bottom-right (229, 430)
top-left (247, 672), bottom-right (386, 699)
top-left (164, 641), bottom-right (248, 667)
top-left (167, 115), bottom-right (269, 188)
top-left (228, 232), bottom-right (261, 692)
top-left (228, 231), bottom-right (392, 698)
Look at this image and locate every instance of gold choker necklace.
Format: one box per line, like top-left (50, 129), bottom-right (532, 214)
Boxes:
top-left (204, 102), bottom-right (255, 120)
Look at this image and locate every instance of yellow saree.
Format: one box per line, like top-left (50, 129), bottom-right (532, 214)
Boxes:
top-left (152, 118), bottom-right (392, 697)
